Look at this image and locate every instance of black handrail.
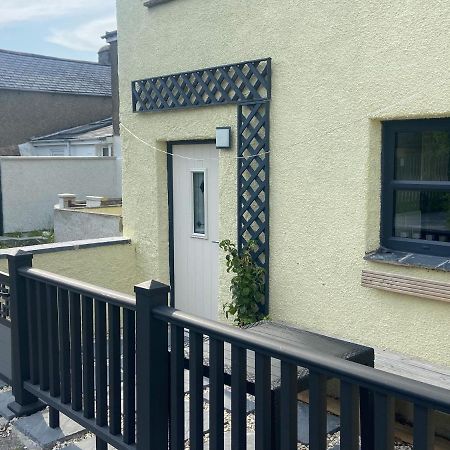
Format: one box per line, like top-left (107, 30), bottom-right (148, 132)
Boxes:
top-left (18, 267), bottom-right (136, 310)
top-left (154, 305), bottom-right (450, 414)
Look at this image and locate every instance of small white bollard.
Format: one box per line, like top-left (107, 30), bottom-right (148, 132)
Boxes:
top-left (86, 196), bottom-right (104, 208)
top-left (58, 193), bottom-right (76, 209)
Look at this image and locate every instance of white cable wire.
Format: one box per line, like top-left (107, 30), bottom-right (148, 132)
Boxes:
top-left (119, 123), bottom-right (270, 161)
top-left (120, 89), bottom-right (427, 161)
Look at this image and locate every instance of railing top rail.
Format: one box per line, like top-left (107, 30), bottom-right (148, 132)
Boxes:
top-left (18, 267), bottom-right (136, 310)
top-left (0, 270), bottom-right (9, 285)
top-left (154, 305), bottom-right (450, 414)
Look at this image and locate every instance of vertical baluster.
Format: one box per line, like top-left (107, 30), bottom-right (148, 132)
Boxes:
top-left (255, 353), bottom-right (271, 450)
top-left (36, 282), bottom-right (49, 391)
top-left (231, 345), bottom-right (246, 450)
top-left (82, 296), bottom-right (94, 419)
top-left (360, 387), bottom-right (375, 450)
top-left (95, 300), bottom-right (108, 450)
top-left (26, 279), bottom-right (39, 385)
top-left (373, 392), bottom-right (395, 450)
top-left (46, 284), bottom-right (60, 428)
top-left (280, 361), bottom-right (297, 450)
top-left (69, 292), bottom-right (82, 411)
top-left (123, 308), bottom-right (136, 445)
top-left (209, 337), bottom-right (224, 450)
top-left (170, 324), bottom-right (185, 450)
top-left (309, 371), bottom-right (327, 450)
top-left (340, 381), bottom-right (359, 450)
top-left (57, 288), bottom-right (70, 404)
top-left (190, 330), bottom-right (204, 450)
top-left (108, 304), bottom-right (121, 435)
top-left (413, 404), bottom-right (434, 450)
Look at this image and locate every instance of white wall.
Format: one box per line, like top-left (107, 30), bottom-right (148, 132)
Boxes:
top-left (0, 156), bottom-right (122, 233)
top-left (54, 208), bottom-right (122, 242)
top-left (19, 140), bottom-right (113, 157)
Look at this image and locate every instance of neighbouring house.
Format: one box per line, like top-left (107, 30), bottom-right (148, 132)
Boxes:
top-left (102, 30), bottom-right (121, 159)
top-left (115, 0), bottom-right (450, 372)
top-left (0, 35), bottom-right (123, 234)
top-left (0, 49), bottom-right (112, 154)
top-left (0, 50), bottom-right (112, 151)
top-left (19, 118), bottom-right (115, 157)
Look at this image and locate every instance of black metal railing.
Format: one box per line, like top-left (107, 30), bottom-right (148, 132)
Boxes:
top-left (5, 252), bottom-right (450, 450)
top-left (7, 253), bottom-right (137, 450)
top-left (149, 305), bottom-right (450, 450)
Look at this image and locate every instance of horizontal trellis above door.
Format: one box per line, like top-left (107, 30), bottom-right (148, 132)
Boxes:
top-left (131, 58), bottom-right (271, 311)
top-left (132, 58), bottom-right (271, 112)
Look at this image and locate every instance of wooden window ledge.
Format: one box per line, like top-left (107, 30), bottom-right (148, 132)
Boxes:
top-left (361, 269), bottom-right (450, 303)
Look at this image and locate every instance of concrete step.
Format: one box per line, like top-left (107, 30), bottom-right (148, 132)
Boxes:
top-left (14, 407), bottom-right (86, 448)
top-left (0, 417), bottom-right (41, 450)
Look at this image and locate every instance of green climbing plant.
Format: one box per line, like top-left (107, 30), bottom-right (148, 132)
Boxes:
top-left (219, 239), bottom-right (265, 326)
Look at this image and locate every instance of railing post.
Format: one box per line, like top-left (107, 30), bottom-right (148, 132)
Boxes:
top-left (135, 280), bottom-right (170, 450)
top-left (7, 251), bottom-right (45, 416)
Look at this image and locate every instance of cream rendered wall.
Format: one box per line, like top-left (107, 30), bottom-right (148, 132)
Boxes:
top-left (0, 243), bottom-right (146, 295)
top-left (117, 0), bottom-right (450, 366)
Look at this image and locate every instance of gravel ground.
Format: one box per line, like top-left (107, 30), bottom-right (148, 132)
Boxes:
top-left (0, 383), bottom-right (414, 450)
top-left (0, 384), bottom-right (11, 393)
top-left (182, 389), bottom-right (414, 450)
top-left (52, 432), bottom-right (95, 449)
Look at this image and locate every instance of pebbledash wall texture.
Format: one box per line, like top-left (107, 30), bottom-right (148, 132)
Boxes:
top-left (117, 0), bottom-right (450, 366)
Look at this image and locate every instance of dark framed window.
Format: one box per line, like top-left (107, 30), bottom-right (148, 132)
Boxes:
top-left (381, 119), bottom-right (450, 257)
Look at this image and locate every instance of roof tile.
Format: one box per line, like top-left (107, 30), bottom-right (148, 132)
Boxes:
top-left (0, 49), bottom-right (111, 96)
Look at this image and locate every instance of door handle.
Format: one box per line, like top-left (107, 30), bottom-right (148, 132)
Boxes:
top-left (212, 240), bottom-right (219, 244)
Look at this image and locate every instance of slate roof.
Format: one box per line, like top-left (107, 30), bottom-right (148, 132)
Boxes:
top-left (31, 118), bottom-right (113, 142)
top-left (0, 145), bottom-right (20, 156)
top-left (0, 49), bottom-right (111, 96)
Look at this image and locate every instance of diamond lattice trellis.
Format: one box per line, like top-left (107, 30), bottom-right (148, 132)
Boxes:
top-left (237, 102), bottom-right (270, 309)
top-left (132, 58), bottom-right (271, 307)
top-left (132, 58), bottom-right (271, 112)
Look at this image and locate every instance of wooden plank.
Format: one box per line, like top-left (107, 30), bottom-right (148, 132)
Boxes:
top-left (375, 349), bottom-right (450, 390)
top-left (363, 270), bottom-right (450, 289)
top-left (362, 270), bottom-right (450, 303)
top-left (362, 281), bottom-right (450, 303)
top-left (362, 276), bottom-right (450, 299)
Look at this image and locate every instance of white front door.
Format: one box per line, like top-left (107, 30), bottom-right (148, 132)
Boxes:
top-left (172, 143), bottom-right (219, 320)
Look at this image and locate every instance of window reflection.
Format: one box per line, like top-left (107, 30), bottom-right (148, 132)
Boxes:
top-left (395, 131), bottom-right (450, 181)
top-left (193, 171), bottom-right (205, 235)
top-left (394, 190), bottom-right (450, 242)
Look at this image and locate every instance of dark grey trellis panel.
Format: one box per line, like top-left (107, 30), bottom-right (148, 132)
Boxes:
top-left (132, 58), bottom-right (271, 307)
top-left (237, 102), bottom-right (270, 310)
top-left (132, 58), bottom-right (271, 112)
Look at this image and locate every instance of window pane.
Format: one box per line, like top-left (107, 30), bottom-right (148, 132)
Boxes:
top-left (394, 190), bottom-right (450, 242)
top-left (193, 172), bottom-right (205, 235)
top-left (395, 131), bottom-right (450, 181)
